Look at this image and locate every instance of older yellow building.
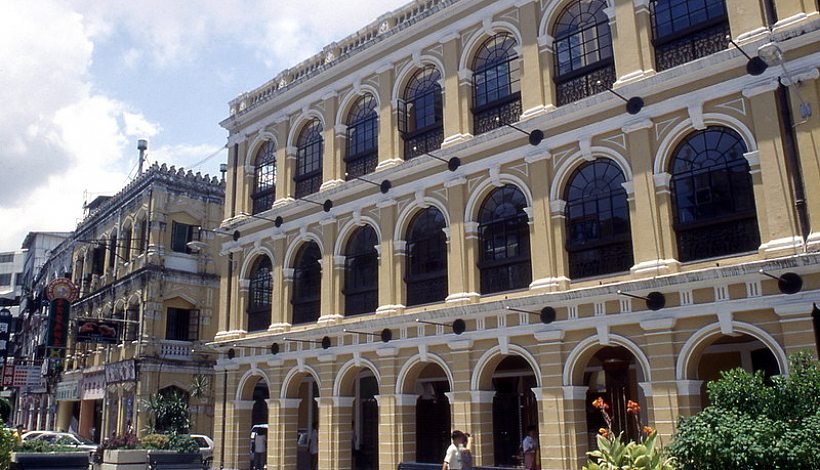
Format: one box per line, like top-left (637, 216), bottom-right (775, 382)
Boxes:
top-left (212, 0), bottom-right (820, 469)
top-left (55, 161), bottom-right (225, 445)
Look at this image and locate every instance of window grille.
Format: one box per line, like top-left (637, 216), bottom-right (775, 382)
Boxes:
top-left (650, 0), bottom-right (730, 71)
top-left (553, 0), bottom-right (615, 106)
top-left (400, 66), bottom-right (444, 160)
top-left (670, 126), bottom-right (759, 261)
top-left (345, 95), bottom-right (379, 178)
top-left (565, 159), bottom-right (633, 278)
top-left (472, 33), bottom-right (522, 135)
top-left (295, 119), bottom-right (324, 198)
top-left (252, 141), bottom-right (276, 214)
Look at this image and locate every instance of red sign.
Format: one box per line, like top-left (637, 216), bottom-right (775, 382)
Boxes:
top-left (46, 298), bottom-right (70, 357)
top-left (2, 366), bottom-right (14, 387)
top-left (46, 277), bottom-right (78, 302)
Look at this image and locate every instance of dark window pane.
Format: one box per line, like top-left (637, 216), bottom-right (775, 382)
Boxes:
top-left (478, 185), bottom-right (532, 294)
top-left (651, 0), bottom-right (730, 71)
top-left (344, 226), bottom-right (379, 315)
top-left (402, 66), bottom-right (444, 160)
top-left (564, 159), bottom-right (633, 278)
top-left (405, 207), bottom-right (448, 306)
top-left (291, 242), bottom-right (322, 324)
top-left (171, 222), bottom-right (195, 254)
top-left (248, 257), bottom-right (272, 332)
top-left (252, 141), bottom-right (276, 214)
top-left (295, 120), bottom-right (324, 198)
top-left (166, 308), bottom-right (191, 341)
top-left (345, 95), bottom-right (379, 178)
top-left (670, 126), bottom-right (759, 261)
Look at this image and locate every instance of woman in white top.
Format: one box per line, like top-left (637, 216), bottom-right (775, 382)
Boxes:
top-left (442, 430), bottom-right (463, 470)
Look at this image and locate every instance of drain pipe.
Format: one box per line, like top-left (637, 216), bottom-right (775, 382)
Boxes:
top-left (774, 83), bottom-right (811, 244)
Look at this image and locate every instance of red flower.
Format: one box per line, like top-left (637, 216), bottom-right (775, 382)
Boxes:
top-left (592, 397), bottom-right (609, 410)
top-left (642, 426), bottom-right (654, 435)
top-left (627, 400), bottom-right (641, 414)
top-left (598, 427), bottom-right (610, 438)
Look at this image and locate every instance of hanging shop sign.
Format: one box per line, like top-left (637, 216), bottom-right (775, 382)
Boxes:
top-left (81, 368), bottom-right (105, 400)
top-left (56, 380), bottom-right (81, 401)
top-left (45, 298), bottom-right (70, 357)
top-left (105, 360), bottom-right (136, 384)
top-left (11, 365), bottom-right (45, 388)
top-left (75, 319), bottom-right (119, 344)
top-left (46, 277), bottom-right (79, 302)
top-left (1, 365), bottom-right (14, 387)
top-left (0, 308), bottom-right (11, 366)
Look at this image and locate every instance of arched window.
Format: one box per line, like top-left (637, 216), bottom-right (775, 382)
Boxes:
top-left (553, 0), bottom-right (614, 106)
top-left (565, 159), bottom-right (633, 278)
top-left (650, 0), bottom-right (730, 71)
top-left (472, 33), bottom-right (521, 136)
top-left (400, 66), bottom-right (443, 160)
top-left (291, 242), bottom-right (322, 324)
top-left (478, 185), bottom-right (532, 294)
top-left (405, 207), bottom-right (448, 306)
top-left (252, 141), bottom-right (276, 214)
top-left (343, 226), bottom-right (379, 316)
top-left (247, 257), bottom-right (272, 332)
top-left (295, 119), bottom-right (324, 198)
top-left (670, 126), bottom-right (759, 262)
top-left (120, 224), bottom-right (132, 262)
top-left (108, 232), bottom-right (118, 270)
top-left (345, 95), bottom-right (379, 179)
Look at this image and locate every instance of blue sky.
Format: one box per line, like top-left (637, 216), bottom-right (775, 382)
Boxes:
top-left (0, 0), bottom-right (407, 251)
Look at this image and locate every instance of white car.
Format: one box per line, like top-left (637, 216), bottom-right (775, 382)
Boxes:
top-left (190, 434), bottom-right (214, 468)
top-left (27, 431), bottom-right (97, 451)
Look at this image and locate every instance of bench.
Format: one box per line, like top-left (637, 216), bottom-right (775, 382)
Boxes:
top-left (397, 463), bottom-right (441, 470)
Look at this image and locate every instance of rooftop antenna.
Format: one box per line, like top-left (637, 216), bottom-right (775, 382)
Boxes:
top-left (137, 139), bottom-right (148, 174)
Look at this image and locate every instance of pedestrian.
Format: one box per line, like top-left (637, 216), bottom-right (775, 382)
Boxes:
top-left (442, 430), bottom-right (464, 470)
top-left (522, 425), bottom-right (539, 470)
top-left (459, 432), bottom-right (473, 470)
top-left (309, 422), bottom-right (319, 470)
top-left (11, 424), bottom-right (23, 445)
top-left (253, 427), bottom-right (267, 470)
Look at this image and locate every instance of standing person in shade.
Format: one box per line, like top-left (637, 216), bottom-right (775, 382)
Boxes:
top-left (459, 432), bottom-right (473, 470)
top-left (522, 426), bottom-right (539, 470)
top-left (253, 427), bottom-right (267, 470)
top-left (309, 422), bottom-right (319, 470)
top-left (442, 430), bottom-right (463, 470)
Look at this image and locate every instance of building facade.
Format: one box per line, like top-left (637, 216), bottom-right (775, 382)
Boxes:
top-left (53, 162), bottom-right (225, 442)
top-left (213, 0), bottom-right (820, 469)
top-left (12, 232), bottom-right (71, 430)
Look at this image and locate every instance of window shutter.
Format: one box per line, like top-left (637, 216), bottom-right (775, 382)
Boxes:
top-left (188, 309), bottom-right (200, 341)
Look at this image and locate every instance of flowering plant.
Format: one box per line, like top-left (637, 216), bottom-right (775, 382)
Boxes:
top-left (582, 398), bottom-right (676, 470)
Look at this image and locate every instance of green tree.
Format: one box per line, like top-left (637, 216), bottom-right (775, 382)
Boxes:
top-left (144, 389), bottom-right (191, 435)
top-left (668, 351), bottom-right (820, 469)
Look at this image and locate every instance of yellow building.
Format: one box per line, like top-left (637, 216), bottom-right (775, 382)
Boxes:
top-left (212, 0), bottom-right (820, 469)
top-left (55, 161), bottom-right (225, 443)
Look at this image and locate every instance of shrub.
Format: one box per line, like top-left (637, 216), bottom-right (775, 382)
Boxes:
top-left (668, 351), bottom-right (820, 469)
top-left (144, 391), bottom-right (191, 435)
top-left (0, 423), bottom-right (14, 467)
top-left (140, 434), bottom-right (169, 450)
top-left (167, 434), bottom-right (199, 454)
top-left (15, 439), bottom-right (85, 453)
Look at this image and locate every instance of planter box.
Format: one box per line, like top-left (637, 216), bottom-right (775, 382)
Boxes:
top-left (104, 449), bottom-right (149, 464)
top-left (148, 451), bottom-right (201, 470)
top-left (11, 451), bottom-right (92, 470)
top-left (92, 449), bottom-right (201, 470)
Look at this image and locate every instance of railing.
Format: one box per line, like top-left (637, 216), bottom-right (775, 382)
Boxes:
top-left (675, 215), bottom-right (759, 263)
top-left (568, 239), bottom-right (633, 279)
top-left (473, 95), bottom-right (522, 136)
top-left (404, 126), bottom-right (444, 160)
top-left (159, 340), bottom-right (193, 360)
top-left (228, 0), bottom-right (459, 117)
top-left (654, 21), bottom-right (730, 72)
top-left (556, 62), bottom-right (615, 107)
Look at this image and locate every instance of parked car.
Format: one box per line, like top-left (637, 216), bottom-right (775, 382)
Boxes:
top-left (20, 430), bottom-right (52, 441)
top-left (249, 424), bottom-right (268, 469)
top-left (27, 431), bottom-right (97, 451)
top-left (190, 434), bottom-right (214, 468)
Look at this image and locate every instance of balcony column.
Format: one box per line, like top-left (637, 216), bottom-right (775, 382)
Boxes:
top-left (376, 64), bottom-right (402, 170)
top-left (786, 71), bottom-right (820, 250)
top-left (269, 234), bottom-right (290, 333)
top-left (527, 154), bottom-right (564, 292)
top-left (319, 218), bottom-right (343, 325)
top-left (518, 0), bottom-right (547, 119)
top-left (237, 279), bottom-right (250, 332)
top-left (282, 269), bottom-right (295, 327)
top-left (613, 0), bottom-right (654, 85)
top-left (548, 200), bottom-right (570, 286)
top-left (650, 175), bottom-right (679, 265)
top-left (725, 0), bottom-right (769, 43)
top-left (273, 118), bottom-right (294, 207)
top-left (444, 178), bottom-right (479, 303)
top-left (321, 92), bottom-right (344, 191)
top-left (632, 0), bottom-right (657, 75)
top-left (770, 0), bottom-right (818, 32)
top-left (624, 120), bottom-right (680, 275)
top-left (440, 34), bottom-right (471, 146)
top-left (377, 199), bottom-right (402, 315)
top-left (744, 85), bottom-right (803, 256)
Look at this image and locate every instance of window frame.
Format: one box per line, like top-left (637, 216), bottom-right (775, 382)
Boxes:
top-left (291, 242), bottom-right (322, 325)
top-left (471, 33), bottom-right (522, 135)
top-left (170, 222), bottom-right (197, 254)
top-left (400, 66), bottom-right (444, 160)
top-left (252, 141), bottom-right (277, 215)
top-left (404, 207), bottom-right (448, 306)
top-left (166, 307), bottom-right (193, 342)
top-left (247, 257), bottom-right (272, 332)
top-left (650, 0), bottom-right (730, 71)
top-left (343, 226), bottom-right (379, 316)
top-left (477, 185), bottom-right (532, 294)
top-left (345, 95), bottom-right (379, 179)
top-left (294, 119), bottom-right (324, 198)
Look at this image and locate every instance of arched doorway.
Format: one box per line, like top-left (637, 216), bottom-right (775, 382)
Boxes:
top-left (295, 377), bottom-right (319, 470)
top-left (694, 333), bottom-right (780, 407)
top-left (582, 347), bottom-right (645, 449)
top-left (252, 381), bottom-right (269, 426)
top-left (414, 364), bottom-right (451, 464)
top-left (235, 375), bottom-right (270, 470)
top-left (491, 356), bottom-right (538, 467)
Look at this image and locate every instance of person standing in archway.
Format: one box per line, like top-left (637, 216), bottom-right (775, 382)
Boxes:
top-left (309, 422), bottom-right (319, 470)
top-left (442, 430), bottom-right (463, 470)
top-left (253, 427), bottom-right (267, 470)
top-left (522, 426), bottom-right (539, 470)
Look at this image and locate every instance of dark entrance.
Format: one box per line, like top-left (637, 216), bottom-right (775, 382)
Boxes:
top-left (415, 367), bottom-right (451, 463)
top-left (492, 356), bottom-right (538, 467)
top-left (356, 375), bottom-right (379, 470)
top-left (251, 381), bottom-right (269, 425)
top-left (584, 347), bottom-right (641, 448)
